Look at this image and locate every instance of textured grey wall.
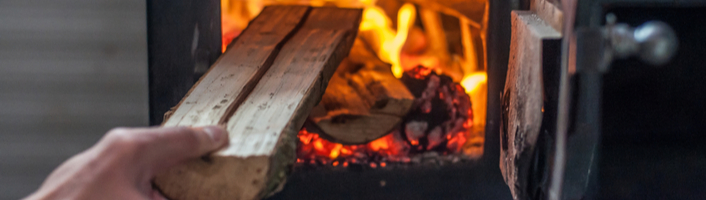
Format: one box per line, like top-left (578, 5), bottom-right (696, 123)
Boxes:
top-left (0, 0), bottom-right (148, 198)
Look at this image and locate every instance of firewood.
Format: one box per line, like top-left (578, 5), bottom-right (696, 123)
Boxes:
top-left (500, 10), bottom-right (561, 200)
top-left (161, 6), bottom-right (309, 127)
top-left (346, 38), bottom-right (389, 69)
top-left (310, 62), bottom-right (414, 144)
top-left (154, 6), bottom-right (361, 200)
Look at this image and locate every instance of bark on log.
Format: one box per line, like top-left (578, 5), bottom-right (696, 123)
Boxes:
top-left (154, 6), bottom-right (362, 200)
top-left (500, 10), bottom-right (561, 200)
top-left (310, 62), bottom-right (414, 144)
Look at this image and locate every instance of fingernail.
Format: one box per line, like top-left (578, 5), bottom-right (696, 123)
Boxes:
top-left (203, 126), bottom-right (226, 143)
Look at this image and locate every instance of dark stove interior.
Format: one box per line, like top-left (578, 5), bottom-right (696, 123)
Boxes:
top-left (146, 1), bottom-right (706, 199)
top-left (268, 162), bottom-right (511, 200)
top-left (600, 6), bottom-right (706, 199)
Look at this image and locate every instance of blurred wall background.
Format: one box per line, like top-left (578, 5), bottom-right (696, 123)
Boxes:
top-left (0, 0), bottom-right (148, 198)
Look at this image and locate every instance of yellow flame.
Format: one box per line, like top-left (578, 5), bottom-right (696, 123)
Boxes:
top-left (359, 4), bottom-right (415, 78)
top-left (389, 4), bottom-right (416, 78)
top-left (359, 7), bottom-right (395, 60)
top-left (223, 1), bottom-right (416, 79)
top-left (368, 134), bottom-right (392, 151)
top-left (221, 0), bottom-right (263, 52)
top-left (460, 72), bottom-right (487, 93)
top-left (329, 144), bottom-right (343, 159)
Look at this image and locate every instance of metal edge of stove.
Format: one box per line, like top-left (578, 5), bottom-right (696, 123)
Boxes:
top-left (266, 0), bottom-right (516, 199)
top-left (559, 1), bottom-right (702, 199)
top-left (147, 0), bottom-right (222, 125)
top-left (146, 0), bottom-right (515, 199)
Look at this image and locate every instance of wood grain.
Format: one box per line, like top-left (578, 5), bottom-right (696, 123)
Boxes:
top-left (531, 0), bottom-right (563, 32)
top-left (162, 6), bottom-right (310, 127)
top-left (154, 7), bottom-right (362, 200)
top-left (312, 64), bottom-right (414, 144)
top-left (500, 11), bottom-right (561, 200)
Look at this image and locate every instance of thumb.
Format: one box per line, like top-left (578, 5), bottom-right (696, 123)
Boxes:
top-left (144, 126), bottom-right (229, 171)
top-left (102, 126), bottom-right (229, 174)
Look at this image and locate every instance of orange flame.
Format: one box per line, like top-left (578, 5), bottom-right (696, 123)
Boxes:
top-left (223, 0), bottom-right (488, 166)
top-left (358, 4), bottom-right (416, 78)
top-left (460, 72), bottom-right (487, 94)
top-left (221, 0), bottom-right (263, 52)
top-left (222, 0), bottom-right (416, 77)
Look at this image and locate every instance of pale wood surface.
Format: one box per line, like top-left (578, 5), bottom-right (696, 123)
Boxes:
top-left (0, 1), bottom-right (148, 199)
top-left (312, 64), bottom-right (414, 144)
top-left (163, 6), bottom-right (309, 127)
top-left (531, 0), bottom-right (564, 32)
top-left (155, 7), bottom-right (362, 200)
top-left (224, 7), bottom-right (360, 157)
top-left (500, 11), bottom-right (561, 200)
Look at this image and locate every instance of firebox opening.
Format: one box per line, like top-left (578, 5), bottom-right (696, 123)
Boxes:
top-left (221, 0), bottom-right (488, 168)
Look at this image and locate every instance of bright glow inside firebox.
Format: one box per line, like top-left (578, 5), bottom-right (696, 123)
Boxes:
top-left (221, 0), bottom-right (488, 167)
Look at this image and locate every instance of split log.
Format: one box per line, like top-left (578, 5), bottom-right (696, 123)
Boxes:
top-left (161, 6), bottom-right (309, 127)
top-left (500, 10), bottom-right (561, 200)
top-left (155, 6), bottom-right (362, 200)
top-left (310, 62), bottom-right (414, 144)
top-left (308, 38), bottom-right (414, 144)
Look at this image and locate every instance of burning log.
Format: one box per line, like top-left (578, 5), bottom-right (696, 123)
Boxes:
top-left (310, 60), bottom-right (414, 144)
top-left (155, 6), bottom-right (361, 200)
top-left (309, 38), bottom-right (414, 144)
top-left (399, 66), bottom-right (472, 152)
top-left (297, 66), bottom-right (475, 166)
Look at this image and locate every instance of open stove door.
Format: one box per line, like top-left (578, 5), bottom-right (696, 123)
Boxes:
top-left (500, 0), bottom-right (679, 199)
top-left (499, 0), bottom-right (564, 199)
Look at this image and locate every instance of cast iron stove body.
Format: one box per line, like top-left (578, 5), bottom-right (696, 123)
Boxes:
top-left (146, 0), bottom-right (706, 199)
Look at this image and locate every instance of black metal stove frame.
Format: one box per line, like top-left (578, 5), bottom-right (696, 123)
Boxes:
top-left (146, 0), bottom-right (514, 199)
top-left (147, 0), bottom-right (706, 199)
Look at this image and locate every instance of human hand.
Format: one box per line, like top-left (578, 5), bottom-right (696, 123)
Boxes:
top-left (24, 126), bottom-right (229, 200)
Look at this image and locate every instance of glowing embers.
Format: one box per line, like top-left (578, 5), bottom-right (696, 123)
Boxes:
top-left (297, 66), bottom-right (480, 168)
top-left (297, 129), bottom-right (405, 164)
top-left (220, 0), bottom-right (490, 168)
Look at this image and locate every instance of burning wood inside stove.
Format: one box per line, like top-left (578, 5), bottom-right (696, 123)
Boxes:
top-left (288, 0), bottom-right (488, 169)
top-left (298, 65), bottom-right (481, 168)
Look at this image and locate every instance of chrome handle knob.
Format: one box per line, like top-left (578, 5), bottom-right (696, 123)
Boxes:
top-left (604, 14), bottom-right (678, 66)
top-left (634, 21), bottom-right (678, 66)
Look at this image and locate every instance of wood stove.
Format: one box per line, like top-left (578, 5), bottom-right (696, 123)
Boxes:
top-left (147, 0), bottom-right (704, 199)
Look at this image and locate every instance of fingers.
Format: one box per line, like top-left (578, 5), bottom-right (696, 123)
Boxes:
top-left (145, 126), bottom-right (228, 158)
top-left (151, 189), bottom-right (169, 200)
top-left (24, 126), bottom-right (229, 200)
top-left (99, 126), bottom-right (229, 175)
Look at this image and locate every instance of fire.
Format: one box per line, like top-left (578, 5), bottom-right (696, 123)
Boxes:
top-left (223, 0), bottom-right (488, 167)
top-left (297, 124), bottom-right (473, 166)
top-left (221, 0), bottom-right (262, 52)
top-left (360, 4), bottom-right (416, 78)
top-left (222, 0), bottom-right (416, 77)
top-left (297, 128), bottom-right (406, 161)
top-left (221, 0), bottom-right (476, 81)
top-left (460, 72), bottom-right (488, 94)
top-left (329, 144), bottom-right (342, 159)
